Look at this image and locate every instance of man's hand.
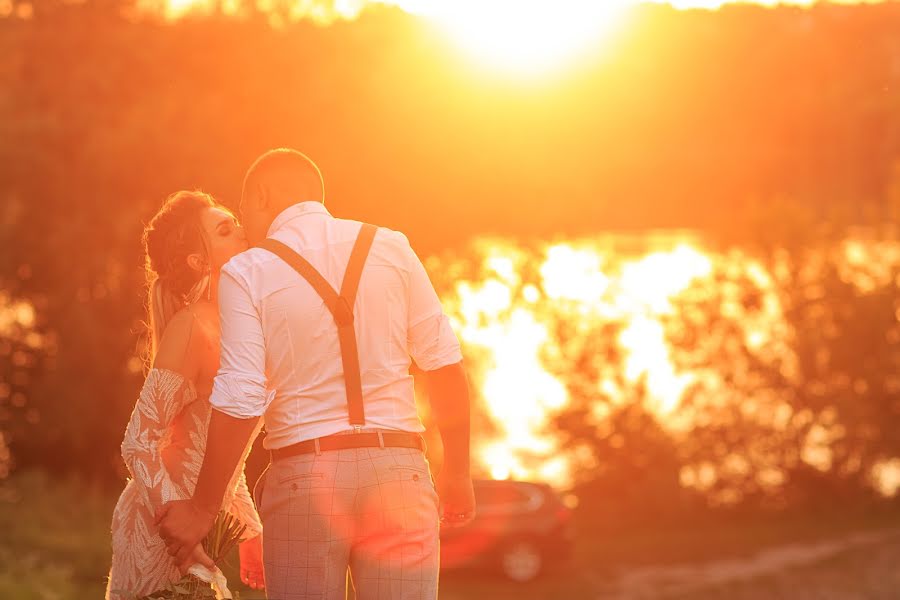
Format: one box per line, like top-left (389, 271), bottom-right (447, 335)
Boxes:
top-left (436, 470), bottom-right (476, 528)
top-left (239, 535), bottom-right (266, 591)
top-left (155, 499), bottom-right (217, 566)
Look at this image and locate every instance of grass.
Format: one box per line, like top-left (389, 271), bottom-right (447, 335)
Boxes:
top-left (2, 470), bottom-right (899, 599)
top-left (0, 470), bottom-right (116, 599)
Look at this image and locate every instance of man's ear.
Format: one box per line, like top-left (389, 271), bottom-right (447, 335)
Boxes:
top-left (186, 252), bottom-right (206, 273)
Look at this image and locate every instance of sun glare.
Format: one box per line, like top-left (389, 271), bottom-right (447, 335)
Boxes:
top-left (157, 0), bottom-right (209, 19)
top-left (147, 0), bottom-right (873, 75)
top-left (401, 0), bottom-right (632, 76)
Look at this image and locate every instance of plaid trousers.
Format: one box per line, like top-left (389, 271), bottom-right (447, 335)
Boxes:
top-left (258, 438), bottom-right (440, 600)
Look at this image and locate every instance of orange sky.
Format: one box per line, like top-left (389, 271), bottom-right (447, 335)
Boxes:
top-left (150, 0), bottom-right (882, 20)
top-left (142, 0), bottom-right (886, 77)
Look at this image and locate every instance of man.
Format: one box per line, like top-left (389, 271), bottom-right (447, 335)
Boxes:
top-left (156, 148), bottom-right (475, 599)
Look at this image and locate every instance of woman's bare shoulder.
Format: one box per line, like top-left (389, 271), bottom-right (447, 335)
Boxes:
top-left (190, 299), bottom-right (218, 319)
top-left (186, 300), bottom-right (220, 344)
top-left (153, 307), bottom-right (206, 377)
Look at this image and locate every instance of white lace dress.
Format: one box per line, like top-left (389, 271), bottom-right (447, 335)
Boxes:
top-left (106, 368), bottom-right (263, 599)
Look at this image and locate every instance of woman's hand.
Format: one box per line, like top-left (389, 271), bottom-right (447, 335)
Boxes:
top-left (239, 535), bottom-right (266, 590)
top-left (155, 499), bottom-right (217, 566)
top-left (178, 543), bottom-right (215, 576)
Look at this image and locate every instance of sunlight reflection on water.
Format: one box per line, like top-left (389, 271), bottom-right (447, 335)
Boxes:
top-left (428, 232), bottom-right (900, 500)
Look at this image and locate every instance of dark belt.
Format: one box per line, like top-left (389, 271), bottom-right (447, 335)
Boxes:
top-left (271, 431), bottom-right (426, 461)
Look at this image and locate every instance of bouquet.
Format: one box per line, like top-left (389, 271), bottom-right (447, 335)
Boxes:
top-left (117, 511), bottom-right (247, 600)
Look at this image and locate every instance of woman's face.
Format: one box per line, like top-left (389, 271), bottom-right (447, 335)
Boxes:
top-left (200, 206), bottom-right (248, 271)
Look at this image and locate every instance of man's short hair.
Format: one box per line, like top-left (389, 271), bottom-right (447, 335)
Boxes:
top-left (243, 148), bottom-right (324, 201)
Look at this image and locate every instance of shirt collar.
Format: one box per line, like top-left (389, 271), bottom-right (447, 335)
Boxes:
top-left (266, 201), bottom-right (331, 238)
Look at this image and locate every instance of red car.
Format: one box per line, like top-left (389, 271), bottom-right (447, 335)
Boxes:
top-left (440, 479), bottom-right (575, 582)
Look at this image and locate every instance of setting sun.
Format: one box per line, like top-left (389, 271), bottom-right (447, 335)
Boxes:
top-left (401, 0), bottom-right (632, 76)
top-left (139, 0), bottom-right (877, 77)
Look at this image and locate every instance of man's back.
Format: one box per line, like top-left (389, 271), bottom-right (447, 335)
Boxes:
top-left (210, 201), bottom-right (462, 449)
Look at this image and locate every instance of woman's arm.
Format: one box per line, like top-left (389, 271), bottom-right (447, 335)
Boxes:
top-left (233, 466), bottom-right (266, 590)
top-left (120, 310), bottom-right (203, 509)
top-left (230, 468), bottom-right (264, 540)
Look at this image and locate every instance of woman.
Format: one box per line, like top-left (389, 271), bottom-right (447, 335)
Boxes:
top-left (106, 191), bottom-right (265, 599)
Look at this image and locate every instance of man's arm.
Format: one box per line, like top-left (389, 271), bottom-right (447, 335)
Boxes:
top-left (156, 411), bottom-right (259, 564)
top-left (192, 411), bottom-right (260, 514)
top-left (157, 265), bottom-right (270, 565)
top-left (401, 232), bottom-right (475, 526)
top-left (425, 361), bottom-right (476, 527)
top-left (425, 361), bottom-right (470, 477)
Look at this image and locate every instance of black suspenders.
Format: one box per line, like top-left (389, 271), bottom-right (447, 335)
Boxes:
top-left (256, 223), bottom-right (378, 428)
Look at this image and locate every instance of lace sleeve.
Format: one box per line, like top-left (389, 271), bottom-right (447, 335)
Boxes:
top-left (229, 469), bottom-right (263, 540)
top-left (120, 368), bottom-right (196, 509)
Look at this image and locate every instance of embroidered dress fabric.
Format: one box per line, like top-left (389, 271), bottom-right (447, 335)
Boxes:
top-left (106, 368), bottom-right (262, 599)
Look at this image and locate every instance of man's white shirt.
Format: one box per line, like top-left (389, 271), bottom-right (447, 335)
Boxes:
top-left (209, 202), bottom-right (463, 449)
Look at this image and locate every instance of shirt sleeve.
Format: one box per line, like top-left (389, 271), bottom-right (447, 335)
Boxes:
top-left (209, 265), bottom-right (275, 418)
top-left (404, 238), bottom-right (463, 371)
